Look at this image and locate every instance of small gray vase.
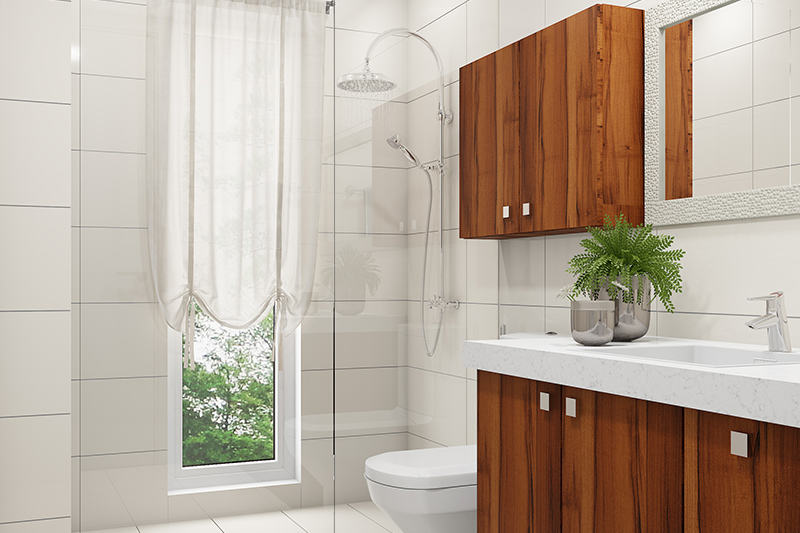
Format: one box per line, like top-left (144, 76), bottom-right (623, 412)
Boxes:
top-left (598, 275), bottom-right (651, 342)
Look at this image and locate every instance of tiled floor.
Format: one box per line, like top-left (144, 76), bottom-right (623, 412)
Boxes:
top-left (85, 502), bottom-right (402, 533)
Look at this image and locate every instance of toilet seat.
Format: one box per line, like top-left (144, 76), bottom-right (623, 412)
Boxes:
top-left (364, 444), bottom-right (476, 490)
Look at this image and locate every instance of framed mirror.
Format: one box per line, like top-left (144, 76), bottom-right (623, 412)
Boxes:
top-left (645, 0), bottom-right (800, 225)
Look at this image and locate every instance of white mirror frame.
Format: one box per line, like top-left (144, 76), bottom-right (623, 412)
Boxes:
top-left (644, 0), bottom-right (800, 226)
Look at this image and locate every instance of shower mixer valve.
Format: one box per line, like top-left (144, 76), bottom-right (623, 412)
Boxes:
top-left (427, 295), bottom-right (460, 311)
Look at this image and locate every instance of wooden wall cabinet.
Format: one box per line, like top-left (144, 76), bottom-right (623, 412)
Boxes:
top-left (460, 4), bottom-right (645, 239)
top-left (478, 371), bottom-right (800, 533)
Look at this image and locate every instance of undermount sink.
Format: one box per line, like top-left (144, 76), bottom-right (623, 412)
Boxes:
top-left (584, 343), bottom-right (800, 367)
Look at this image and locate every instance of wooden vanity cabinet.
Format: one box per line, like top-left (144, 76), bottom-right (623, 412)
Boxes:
top-left (460, 4), bottom-right (645, 239)
top-left (479, 370), bottom-right (800, 532)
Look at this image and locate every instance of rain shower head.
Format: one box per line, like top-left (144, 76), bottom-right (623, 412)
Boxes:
top-left (386, 134), bottom-right (421, 167)
top-left (337, 67), bottom-right (396, 93)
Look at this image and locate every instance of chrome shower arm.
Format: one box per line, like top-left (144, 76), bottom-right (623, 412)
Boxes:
top-left (364, 28), bottom-right (448, 117)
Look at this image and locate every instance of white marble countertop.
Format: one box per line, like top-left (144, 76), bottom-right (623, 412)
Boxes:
top-left (463, 334), bottom-right (800, 429)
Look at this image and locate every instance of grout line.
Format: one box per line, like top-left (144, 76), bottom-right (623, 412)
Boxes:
top-left (80, 72), bottom-right (145, 82)
top-left (0, 412), bottom-right (69, 420)
top-left (0, 203), bottom-right (69, 209)
top-left (0, 516), bottom-right (71, 526)
top-left (76, 449), bottom-right (167, 458)
top-left (0, 309), bottom-right (69, 313)
top-left (81, 149), bottom-right (146, 156)
top-left (282, 511), bottom-right (311, 533)
top-left (407, 431), bottom-right (447, 447)
top-left (0, 97), bottom-right (69, 106)
top-left (208, 517), bottom-right (226, 532)
top-left (347, 503), bottom-right (395, 533)
top-left (414, 1), bottom-right (468, 33)
top-left (75, 375), bottom-right (167, 381)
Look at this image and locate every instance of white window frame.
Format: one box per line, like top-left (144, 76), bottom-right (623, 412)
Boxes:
top-left (167, 324), bottom-right (301, 495)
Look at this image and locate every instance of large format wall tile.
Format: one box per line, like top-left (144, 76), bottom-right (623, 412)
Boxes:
top-left (81, 228), bottom-right (153, 303)
top-left (499, 0), bottom-right (544, 47)
top-left (0, 207), bottom-right (71, 311)
top-left (499, 237), bottom-right (546, 306)
top-left (335, 367), bottom-right (407, 437)
top-left (0, 415), bottom-right (71, 524)
top-left (335, 0), bottom-right (407, 33)
top-left (335, 300), bottom-right (407, 368)
top-left (81, 152), bottom-right (146, 228)
top-left (0, 0), bottom-right (70, 103)
top-left (334, 433), bottom-right (406, 503)
top-left (81, 75), bottom-right (146, 153)
top-left (467, 0), bottom-right (499, 62)
top-left (406, 367), bottom-right (466, 447)
top-left (81, 0), bottom-right (147, 79)
top-left (81, 377), bottom-right (156, 455)
top-left (0, 312), bottom-right (70, 417)
top-left (0, 518), bottom-right (70, 533)
top-left (0, 100), bottom-right (70, 207)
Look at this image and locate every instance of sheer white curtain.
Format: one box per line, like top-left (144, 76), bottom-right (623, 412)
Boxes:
top-left (146, 0), bottom-right (327, 343)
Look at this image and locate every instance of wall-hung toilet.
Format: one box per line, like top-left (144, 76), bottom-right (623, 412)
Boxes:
top-left (365, 444), bottom-right (477, 533)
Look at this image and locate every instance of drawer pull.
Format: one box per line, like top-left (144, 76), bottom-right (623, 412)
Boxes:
top-left (566, 397), bottom-right (577, 418)
top-left (540, 392), bottom-right (550, 412)
top-left (731, 431), bottom-right (748, 458)
top-left (522, 203), bottom-right (530, 216)
top-left (502, 205), bottom-right (510, 219)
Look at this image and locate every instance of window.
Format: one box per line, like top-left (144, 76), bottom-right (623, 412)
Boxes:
top-left (168, 302), bottom-right (300, 494)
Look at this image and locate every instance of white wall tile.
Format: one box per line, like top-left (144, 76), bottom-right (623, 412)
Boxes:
top-left (299, 438), bottom-right (334, 507)
top-left (0, 415), bottom-right (70, 524)
top-left (753, 99), bottom-right (791, 171)
top-left (334, 433), bottom-right (406, 503)
top-left (717, 108), bottom-right (753, 176)
top-left (0, 0), bottom-right (70, 103)
top-left (81, 75), bottom-right (146, 153)
top-left (715, 172), bottom-right (753, 194)
top-left (544, 232), bottom-right (585, 306)
top-left (0, 100), bottom-right (70, 207)
top-left (692, 115), bottom-right (720, 179)
top-left (301, 370), bottom-right (333, 440)
top-left (81, 0), bottom-right (147, 79)
top-left (335, 367), bottom-right (407, 437)
top-left (81, 377), bottom-right (156, 455)
top-left (405, 83), bottom-right (460, 165)
top-left (499, 304), bottom-right (545, 334)
top-left (693, 45), bottom-right (753, 119)
top-left (334, 165), bottom-right (408, 234)
top-left (335, 300), bottom-right (407, 368)
top-left (72, 304), bottom-right (81, 379)
top-left (753, 166), bottom-right (791, 188)
top-left (335, 0), bottom-right (407, 33)
top-left (467, 0), bottom-right (499, 62)
top-left (499, 0), bottom-right (545, 47)
top-left (466, 303), bottom-right (498, 379)
top-left (72, 227), bottom-right (81, 303)
top-left (333, 234), bottom-right (407, 301)
top-left (72, 151), bottom-right (81, 225)
top-left (81, 304), bottom-right (158, 379)
top-left (72, 0), bottom-right (81, 74)
top-left (81, 152), bottom-right (147, 228)
top-left (406, 301), bottom-right (467, 377)
top-left (301, 301), bottom-right (333, 371)
top-left (466, 377), bottom-right (476, 445)
top-left (499, 237), bottom-right (546, 306)
top-left (466, 239), bottom-right (498, 303)
top-left (692, 1), bottom-right (752, 59)
top-left (753, 2), bottom-right (791, 40)
top-left (408, 229), bottom-right (466, 303)
top-left (412, 5), bottom-right (467, 91)
top-left (545, 305), bottom-right (571, 336)
top-left (0, 207), bottom-right (71, 311)
top-left (72, 74), bottom-right (81, 150)
top-left (792, 29), bottom-right (800, 97)
top-left (443, 155), bottom-right (460, 230)
top-left (664, 215), bottom-right (800, 316)
top-left (81, 228), bottom-right (154, 303)
top-left (0, 519), bottom-right (70, 533)
top-left (408, 0), bottom-right (466, 32)
top-left (0, 312), bottom-right (70, 417)
top-left (406, 367), bottom-right (467, 446)
top-left (692, 176), bottom-right (718, 196)
top-left (757, 0), bottom-right (800, 31)
top-left (753, 32), bottom-right (791, 106)
top-left (545, 0), bottom-right (627, 26)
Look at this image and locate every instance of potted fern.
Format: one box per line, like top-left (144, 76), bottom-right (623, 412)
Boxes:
top-left (566, 214), bottom-right (685, 341)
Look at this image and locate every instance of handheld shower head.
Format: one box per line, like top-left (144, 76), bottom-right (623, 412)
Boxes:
top-left (386, 134), bottom-right (421, 167)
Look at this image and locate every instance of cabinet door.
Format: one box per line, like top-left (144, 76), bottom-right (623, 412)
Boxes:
top-left (687, 410), bottom-right (800, 532)
top-left (459, 44), bottom-right (519, 239)
top-left (562, 389), bottom-right (684, 533)
top-left (477, 371), bottom-right (561, 533)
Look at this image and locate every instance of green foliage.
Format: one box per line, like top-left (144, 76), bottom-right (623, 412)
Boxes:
top-left (566, 214), bottom-right (685, 313)
top-left (182, 303), bottom-right (275, 467)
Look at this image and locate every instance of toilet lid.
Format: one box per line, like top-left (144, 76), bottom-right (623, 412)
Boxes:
top-left (364, 444), bottom-right (476, 490)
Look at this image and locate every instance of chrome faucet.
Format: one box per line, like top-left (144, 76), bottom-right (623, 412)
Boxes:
top-left (746, 292), bottom-right (792, 352)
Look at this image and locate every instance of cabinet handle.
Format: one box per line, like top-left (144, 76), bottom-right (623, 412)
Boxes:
top-left (502, 205), bottom-right (510, 219)
top-left (522, 203), bottom-right (530, 216)
top-left (540, 392), bottom-right (550, 411)
top-left (731, 431), bottom-right (748, 458)
top-left (566, 397), bottom-right (577, 418)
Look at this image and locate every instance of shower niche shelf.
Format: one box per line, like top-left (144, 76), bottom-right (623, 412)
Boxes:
top-left (459, 4), bottom-right (645, 239)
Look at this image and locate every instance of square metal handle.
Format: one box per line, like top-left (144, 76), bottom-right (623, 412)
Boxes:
top-left (502, 205), bottom-right (510, 219)
top-left (522, 203), bottom-right (530, 216)
top-left (566, 397), bottom-right (577, 418)
top-left (731, 431), bottom-right (748, 458)
top-left (540, 392), bottom-right (550, 412)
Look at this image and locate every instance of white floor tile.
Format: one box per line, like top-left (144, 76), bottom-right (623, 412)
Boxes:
top-left (348, 501), bottom-right (403, 533)
top-left (214, 511), bottom-right (307, 533)
top-left (138, 518), bottom-right (222, 533)
top-left (282, 506), bottom-right (336, 533)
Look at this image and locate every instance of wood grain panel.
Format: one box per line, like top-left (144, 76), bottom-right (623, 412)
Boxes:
top-left (697, 411), bottom-right (759, 533)
top-left (664, 20), bottom-right (693, 200)
top-left (533, 381), bottom-right (562, 533)
top-left (562, 387), bottom-right (596, 533)
top-left (495, 43), bottom-right (521, 235)
top-left (517, 31), bottom-right (541, 235)
top-left (684, 408), bottom-right (699, 533)
top-left (565, 5), bottom-right (601, 230)
top-left (598, 4), bottom-right (645, 226)
top-left (498, 374), bottom-right (534, 531)
top-left (477, 370), bottom-right (502, 533)
top-left (753, 421), bottom-right (800, 532)
top-left (645, 401), bottom-right (684, 533)
top-left (459, 55), bottom-right (498, 239)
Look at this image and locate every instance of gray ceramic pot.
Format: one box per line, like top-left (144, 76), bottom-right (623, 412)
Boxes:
top-left (570, 300), bottom-right (616, 346)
